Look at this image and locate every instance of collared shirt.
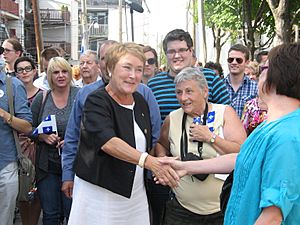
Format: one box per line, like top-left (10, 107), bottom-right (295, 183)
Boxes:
top-left (62, 80), bottom-right (161, 181)
top-left (74, 75), bottom-right (102, 88)
top-left (224, 75), bottom-right (258, 118)
top-left (0, 72), bottom-right (32, 170)
top-left (148, 68), bottom-right (230, 122)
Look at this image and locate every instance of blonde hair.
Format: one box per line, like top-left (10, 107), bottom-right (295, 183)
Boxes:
top-left (246, 61), bottom-right (259, 77)
top-left (47, 57), bottom-right (73, 89)
top-left (105, 42), bottom-right (146, 74)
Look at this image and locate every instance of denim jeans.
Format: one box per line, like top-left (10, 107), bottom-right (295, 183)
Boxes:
top-left (0, 162), bottom-right (18, 225)
top-left (37, 173), bottom-right (72, 225)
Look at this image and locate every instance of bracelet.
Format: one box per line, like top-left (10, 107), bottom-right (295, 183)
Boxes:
top-left (138, 152), bottom-right (149, 168)
top-left (6, 114), bottom-right (13, 125)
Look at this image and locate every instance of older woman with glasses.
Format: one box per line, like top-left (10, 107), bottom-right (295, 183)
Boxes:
top-left (155, 67), bottom-right (246, 225)
top-left (31, 57), bottom-right (79, 225)
top-left (15, 56), bottom-right (42, 225)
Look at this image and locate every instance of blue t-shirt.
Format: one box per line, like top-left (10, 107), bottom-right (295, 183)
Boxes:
top-left (225, 108), bottom-right (300, 225)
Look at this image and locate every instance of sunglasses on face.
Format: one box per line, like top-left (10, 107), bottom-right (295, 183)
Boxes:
top-left (146, 58), bottom-right (156, 65)
top-left (227, 57), bottom-right (244, 64)
top-left (16, 66), bottom-right (33, 74)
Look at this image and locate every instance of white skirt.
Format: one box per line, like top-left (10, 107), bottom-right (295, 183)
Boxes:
top-left (68, 171), bottom-right (150, 225)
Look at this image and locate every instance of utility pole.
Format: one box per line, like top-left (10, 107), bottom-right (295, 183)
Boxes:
top-left (198, 0), bottom-right (207, 64)
top-left (81, 0), bottom-right (88, 52)
top-left (118, 0), bottom-right (122, 43)
top-left (31, 0), bottom-right (44, 67)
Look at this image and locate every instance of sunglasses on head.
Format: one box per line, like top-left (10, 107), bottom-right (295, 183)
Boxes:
top-left (146, 58), bottom-right (156, 65)
top-left (227, 57), bottom-right (244, 64)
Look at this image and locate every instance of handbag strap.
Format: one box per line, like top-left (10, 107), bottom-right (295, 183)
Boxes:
top-left (6, 76), bottom-right (23, 158)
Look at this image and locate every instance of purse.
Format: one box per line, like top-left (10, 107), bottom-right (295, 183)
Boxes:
top-left (6, 76), bottom-right (36, 202)
top-left (220, 170), bottom-right (234, 214)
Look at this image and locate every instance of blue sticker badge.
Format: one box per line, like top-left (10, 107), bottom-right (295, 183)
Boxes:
top-left (207, 111), bottom-right (215, 123)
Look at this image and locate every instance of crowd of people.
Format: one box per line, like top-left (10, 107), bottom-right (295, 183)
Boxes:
top-left (0, 29), bottom-right (299, 225)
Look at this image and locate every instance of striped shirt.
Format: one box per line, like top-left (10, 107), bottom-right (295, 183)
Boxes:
top-left (224, 75), bottom-right (258, 119)
top-left (148, 68), bottom-right (230, 122)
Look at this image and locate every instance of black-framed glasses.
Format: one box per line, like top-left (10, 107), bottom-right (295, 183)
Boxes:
top-left (166, 48), bottom-right (189, 56)
top-left (227, 57), bottom-right (244, 64)
top-left (146, 58), bottom-right (156, 65)
top-left (16, 66), bottom-right (33, 74)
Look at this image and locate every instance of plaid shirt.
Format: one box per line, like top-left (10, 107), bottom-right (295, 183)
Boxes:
top-left (224, 75), bottom-right (258, 118)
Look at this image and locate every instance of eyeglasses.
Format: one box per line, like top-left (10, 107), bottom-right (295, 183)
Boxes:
top-left (146, 58), bottom-right (156, 65)
top-left (166, 48), bottom-right (189, 56)
top-left (259, 65), bottom-right (268, 74)
top-left (3, 48), bottom-right (15, 53)
top-left (16, 66), bottom-right (33, 74)
top-left (227, 57), bottom-right (244, 64)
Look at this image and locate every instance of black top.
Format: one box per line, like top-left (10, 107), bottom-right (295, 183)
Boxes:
top-left (74, 88), bottom-right (152, 198)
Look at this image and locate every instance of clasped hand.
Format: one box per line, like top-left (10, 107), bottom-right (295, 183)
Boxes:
top-left (148, 156), bottom-right (180, 188)
top-left (39, 133), bottom-right (64, 149)
top-left (153, 157), bottom-right (187, 186)
top-left (189, 124), bottom-right (212, 142)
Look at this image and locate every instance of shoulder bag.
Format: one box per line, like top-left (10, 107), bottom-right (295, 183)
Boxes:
top-left (6, 76), bottom-right (36, 202)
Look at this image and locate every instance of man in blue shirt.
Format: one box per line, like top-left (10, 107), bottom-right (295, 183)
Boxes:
top-left (0, 48), bottom-right (32, 224)
top-left (61, 40), bottom-right (161, 198)
top-left (224, 44), bottom-right (258, 118)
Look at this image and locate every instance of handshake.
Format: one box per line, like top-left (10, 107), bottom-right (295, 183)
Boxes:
top-left (149, 153), bottom-right (237, 188)
top-left (148, 156), bottom-right (190, 188)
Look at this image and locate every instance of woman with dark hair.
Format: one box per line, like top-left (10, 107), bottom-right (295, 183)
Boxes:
top-left (160, 43), bottom-right (300, 225)
top-left (15, 56), bottom-right (42, 225)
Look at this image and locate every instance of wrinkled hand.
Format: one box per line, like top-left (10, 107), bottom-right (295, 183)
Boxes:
top-left (145, 156), bottom-right (180, 188)
top-left (61, 181), bottom-right (74, 199)
top-left (39, 133), bottom-right (60, 146)
top-left (189, 124), bottom-right (213, 142)
top-left (158, 157), bottom-right (188, 178)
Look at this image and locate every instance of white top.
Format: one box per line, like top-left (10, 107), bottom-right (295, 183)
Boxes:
top-left (68, 103), bottom-right (150, 225)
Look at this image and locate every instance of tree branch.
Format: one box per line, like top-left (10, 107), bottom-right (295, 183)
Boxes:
top-left (291, 7), bottom-right (300, 25)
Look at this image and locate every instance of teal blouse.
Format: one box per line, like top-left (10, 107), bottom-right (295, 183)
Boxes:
top-left (225, 108), bottom-right (300, 225)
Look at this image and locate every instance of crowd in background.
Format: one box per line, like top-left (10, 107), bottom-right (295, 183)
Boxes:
top-left (0, 30), bottom-right (299, 225)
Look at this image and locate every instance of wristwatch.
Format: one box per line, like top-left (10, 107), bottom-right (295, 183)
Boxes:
top-left (210, 133), bottom-right (217, 144)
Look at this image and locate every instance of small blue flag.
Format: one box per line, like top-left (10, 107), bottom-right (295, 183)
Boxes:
top-left (32, 115), bottom-right (57, 135)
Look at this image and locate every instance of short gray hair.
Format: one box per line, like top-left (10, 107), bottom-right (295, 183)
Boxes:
top-left (80, 50), bottom-right (99, 64)
top-left (174, 67), bottom-right (208, 91)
